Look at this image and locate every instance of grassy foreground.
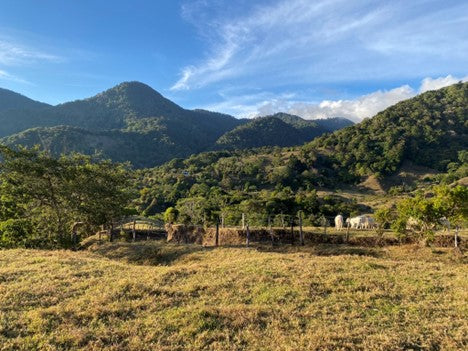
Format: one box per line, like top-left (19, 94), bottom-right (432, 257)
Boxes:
top-left (0, 242), bottom-right (467, 350)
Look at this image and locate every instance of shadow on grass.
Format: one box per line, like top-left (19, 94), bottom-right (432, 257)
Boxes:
top-left (83, 238), bottom-right (208, 266)
top-left (254, 243), bottom-right (384, 258)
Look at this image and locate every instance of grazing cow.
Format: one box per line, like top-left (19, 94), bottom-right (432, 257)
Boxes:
top-left (335, 215), bottom-right (344, 231)
top-left (347, 216), bottom-right (364, 229)
top-left (361, 216), bottom-right (376, 230)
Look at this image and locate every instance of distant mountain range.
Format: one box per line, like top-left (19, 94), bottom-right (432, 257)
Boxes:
top-left (0, 82), bottom-right (353, 167)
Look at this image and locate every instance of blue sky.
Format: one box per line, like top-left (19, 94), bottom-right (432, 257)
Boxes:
top-left (0, 0), bottom-right (466, 121)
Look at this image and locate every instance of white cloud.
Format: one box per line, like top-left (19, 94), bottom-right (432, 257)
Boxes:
top-left (419, 74), bottom-right (468, 93)
top-left (258, 85), bottom-right (415, 122)
top-left (204, 75), bottom-right (467, 121)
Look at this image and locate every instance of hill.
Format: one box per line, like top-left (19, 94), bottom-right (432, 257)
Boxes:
top-left (0, 82), bottom-right (246, 166)
top-left (305, 82), bottom-right (468, 177)
top-left (0, 82), bottom-right (242, 136)
top-left (0, 125), bottom-right (191, 168)
top-left (215, 113), bottom-right (353, 149)
top-left (0, 87), bottom-right (50, 112)
top-left (1, 243), bottom-right (466, 350)
top-left (0, 83), bottom-right (355, 167)
top-left (134, 82), bottom-right (468, 216)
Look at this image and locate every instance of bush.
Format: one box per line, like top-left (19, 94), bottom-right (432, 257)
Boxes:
top-left (0, 219), bottom-right (35, 248)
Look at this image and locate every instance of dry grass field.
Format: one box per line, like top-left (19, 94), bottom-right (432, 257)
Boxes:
top-left (0, 241), bottom-right (467, 350)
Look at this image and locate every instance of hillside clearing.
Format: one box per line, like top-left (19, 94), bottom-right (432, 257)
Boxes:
top-left (1, 242), bottom-right (467, 350)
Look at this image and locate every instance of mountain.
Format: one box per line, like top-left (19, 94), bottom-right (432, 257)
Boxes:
top-left (0, 88), bottom-right (50, 112)
top-left (0, 82), bottom-right (242, 137)
top-left (0, 82), bottom-right (353, 168)
top-left (0, 82), bottom-right (246, 166)
top-left (135, 82), bottom-right (468, 214)
top-left (313, 117), bottom-right (354, 132)
top-left (0, 125), bottom-right (191, 168)
top-left (215, 113), bottom-right (354, 150)
top-left (304, 81), bottom-right (468, 177)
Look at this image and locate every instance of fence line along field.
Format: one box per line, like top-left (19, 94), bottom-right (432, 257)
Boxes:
top-left (1, 241), bottom-right (467, 351)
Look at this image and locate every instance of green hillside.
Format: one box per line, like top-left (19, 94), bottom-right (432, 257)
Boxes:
top-left (135, 83), bottom-right (468, 218)
top-left (305, 81), bottom-right (468, 177)
top-left (215, 113), bottom-right (353, 150)
top-left (0, 125), bottom-right (192, 168)
top-left (0, 82), bottom-right (245, 167)
top-left (0, 83), bottom-right (355, 168)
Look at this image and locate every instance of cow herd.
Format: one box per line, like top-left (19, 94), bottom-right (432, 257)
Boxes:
top-left (334, 214), bottom-right (452, 232)
top-left (334, 214), bottom-right (376, 231)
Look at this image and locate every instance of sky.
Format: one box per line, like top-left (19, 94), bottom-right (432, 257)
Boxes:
top-left (0, 0), bottom-right (466, 121)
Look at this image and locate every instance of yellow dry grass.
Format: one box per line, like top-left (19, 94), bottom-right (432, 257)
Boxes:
top-left (0, 241), bottom-right (467, 350)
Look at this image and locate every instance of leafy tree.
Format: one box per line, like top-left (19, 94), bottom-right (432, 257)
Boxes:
top-left (163, 207), bottom-right (178, 224)
top-left (0, 146), bottom-right (133, 248)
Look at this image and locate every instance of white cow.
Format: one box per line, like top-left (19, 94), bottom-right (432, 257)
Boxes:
top-left (346, 216), bottom-right (364, 229)
top-left (335, 215), bottom-right (344, 231)
top-left (361, 216), bottom-right (376, 230)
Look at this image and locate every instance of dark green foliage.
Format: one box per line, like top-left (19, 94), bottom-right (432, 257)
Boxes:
top-left (133, 146), bottom-right (365, 225)
top-left (215, 113), bottom-right (353, 150)
top-left (0, 82), bottom-right (244, 167)
top-left (305, 82), bottom-right (468, 177)
top-left (0, 146), bottom-right (134, 248)
top-left (0, 88), bottom-right (50, 112)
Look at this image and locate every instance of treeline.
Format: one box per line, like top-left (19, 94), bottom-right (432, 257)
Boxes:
top-left (135, 148), bottom-right (368, 226)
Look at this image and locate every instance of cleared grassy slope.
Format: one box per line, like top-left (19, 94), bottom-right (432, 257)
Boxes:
top-left (0, 242), bottom-right (467, 350)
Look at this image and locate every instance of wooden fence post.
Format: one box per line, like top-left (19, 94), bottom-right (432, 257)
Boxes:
top-left (215, 219), bottom-right (219, 247)
top-left (132, 220), bottom-right (136, 242)
top-left (299, 212), bottom-right (304, 246)
top-left (455, 225), bottom-right (459, 248)
top-left (242, 213), bottom-right (245, 230)
top-left (290, 218), bottom-right (294, 245)
top-left (346, 222), bottom-right (350, 242)
top-left (268, 215), bottom-right (274, 246)
top-left (109, 222), bottom-right (114, 242)
top-left (246, 224), bottom-right (250, 247)
top-left (71, 221), bottom-right (83, 250)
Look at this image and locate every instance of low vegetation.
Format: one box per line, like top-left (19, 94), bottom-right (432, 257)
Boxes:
top-left (0, 241), bottom-right (466, 350)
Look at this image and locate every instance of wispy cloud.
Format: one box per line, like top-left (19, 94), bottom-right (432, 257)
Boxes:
top-left (173, 0), bottom-right (468, 91)
top-left (201, 75), bottom-right (468, 121)
top-left (0, 69), bottom-right (31, 84)
top-left (0, 38), bottom-right (62, 66)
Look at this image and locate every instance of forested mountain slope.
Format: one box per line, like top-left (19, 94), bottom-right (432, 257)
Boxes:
top-left (304, 81), bottom-right (468, 177)
top-left (0, 88), bottom-right (50, 112)
top-left (215, 113), bottom-right (353, 149)
top-left (135, 83), bottom-right (468, 215)
top-left (0, 83), bottom-right (354, 167)
top-left (0, 82), bottom-right (245, 166)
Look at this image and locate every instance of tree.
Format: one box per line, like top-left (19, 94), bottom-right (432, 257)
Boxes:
top-left (163, 207), bottom-right (178, 224)
top-left (0, 146), bottom-right (133, 248)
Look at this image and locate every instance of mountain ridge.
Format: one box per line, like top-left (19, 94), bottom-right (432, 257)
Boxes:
top-left (0, 82), bottom-right (356, 167)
